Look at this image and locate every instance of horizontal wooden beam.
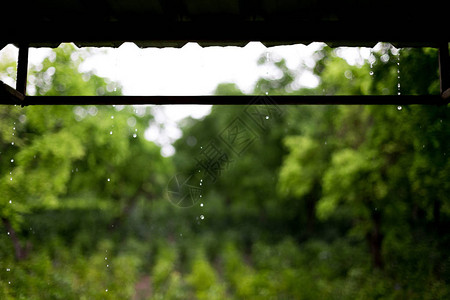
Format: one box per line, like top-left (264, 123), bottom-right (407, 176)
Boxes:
top-left (0, 95), bottom-right (444, 106)
top-left (2, 20), bottom-right (448, 49)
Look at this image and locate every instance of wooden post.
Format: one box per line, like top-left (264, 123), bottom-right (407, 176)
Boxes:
top-left (438, 42), bottom-right (450, 99)
top-left (16, 44), bottom-right (29, 95)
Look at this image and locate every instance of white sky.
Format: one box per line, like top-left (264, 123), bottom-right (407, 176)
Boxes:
top-left (1, 42), bottom-right (375, 156)
top-left (80, 41), bottom-right (326, 155)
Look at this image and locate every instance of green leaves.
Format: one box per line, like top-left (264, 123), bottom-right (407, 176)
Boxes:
top-left (278, 136), bottom-right (322, 199)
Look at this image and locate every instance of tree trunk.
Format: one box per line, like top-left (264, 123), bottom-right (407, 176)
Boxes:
top-left (2, 217), bottom-right (30, 261)
top-left (433, 198), bottom-right (441, 230)
top-left (368, 210), bottom-right (384, 269)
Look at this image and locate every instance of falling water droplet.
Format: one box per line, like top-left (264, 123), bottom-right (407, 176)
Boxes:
top-left (200, 215), bottom-right (204, 220)
top-left (397, 106), bottom-right (402, 111)
top-left (265, 115), bottom-right (269, 120)
top-left (111, 115), bottom-right (114, 119)
top-left (133, 133), bottom-right (137, 138)
top-left (109, 131), bottom-right (113, 135)
top-left (397, 49), bottom-right (401, 95)
top-left (10, 159), bottom-right (14, 163)
top-left (369, 71), bottom-right (374, 76)
top-left (107, 178), bottom-right (110, 182)
top-left (9, 200), bottom-right (12, 204)
top-left (200, 203), bottom-right (204, 207)
top-left (6, 268), bottom-right (10, 271)
top-left (11, 142), bottom-right (14, 145)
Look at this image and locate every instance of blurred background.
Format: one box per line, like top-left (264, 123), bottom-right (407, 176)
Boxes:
top-left (0, 42), bottom-right (449, 299)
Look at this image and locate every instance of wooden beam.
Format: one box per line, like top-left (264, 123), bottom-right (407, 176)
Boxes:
top-left (439, 43), bottom-right (450, 96)
top-left (16, 44), bottom-right (29, 95)
top-left (442, 88), bottom-right (450, 100)
top-left (4, 95), bottom-right (445, 106)
top-left (2, 20), bottom-right (447, 49)
top-left (0, 81), bottom-right (25, 104)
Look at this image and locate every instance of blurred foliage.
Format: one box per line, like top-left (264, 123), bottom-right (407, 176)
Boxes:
top-left (0, 42), bottom-right (449, 299)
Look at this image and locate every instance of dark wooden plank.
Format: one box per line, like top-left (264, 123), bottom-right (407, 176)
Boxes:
top-left (2, 20), bottom-right (447, 49)
top-left (439, 43), bottom-right (450, 95)
top-left (9, 95), bottom-right (446, 106)
top-left (0, 81), bottom-right (25, 104)
top-left (442, 88), bottom-right (450, 100)
top-left (16, 45), bottom-right (29, 95)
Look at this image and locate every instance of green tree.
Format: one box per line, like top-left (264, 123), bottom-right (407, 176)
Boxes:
top-left (1, 44), bottom-right (171, 262)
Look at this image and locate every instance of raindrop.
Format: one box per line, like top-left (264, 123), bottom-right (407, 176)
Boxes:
top-left (106, 264), bottom-right (109, 268)
top-left (10, 159), bottom-right (14, 163)
top-left (105, 289), bottom-right (108, 292)
top-left (9, 200), bottom-right (12, 204)
top-left (132, 133), bottom-right (137, 138)
top-left (200, 215), bottom-right (205, 220)
top-left (111, 115), bottom-right (114, 119)
top-left (265, 92), bottom-right (269, 95)
top-left (109, 131), bottom-right (113, 135)
top-left (7, 232), bottom-right (10, 235)
top-left (397, 106), bottom-right (402, 111)
top-left (397, 50), bottom-right (401, 95)
top-left (200, 203), bottom-right (204, 207)
top-left (105, 257), bottom-right (108, 260)
top-left (11, 142), bottom-right (14, 145)
top-left (369, 71), bottom-right (374, 76)
top-left (265, 115), bottom-right (269, 120)
top-left (6, 268), bottom-right (10, 271)
top-left (107, 178), bottom-right (111, 182)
